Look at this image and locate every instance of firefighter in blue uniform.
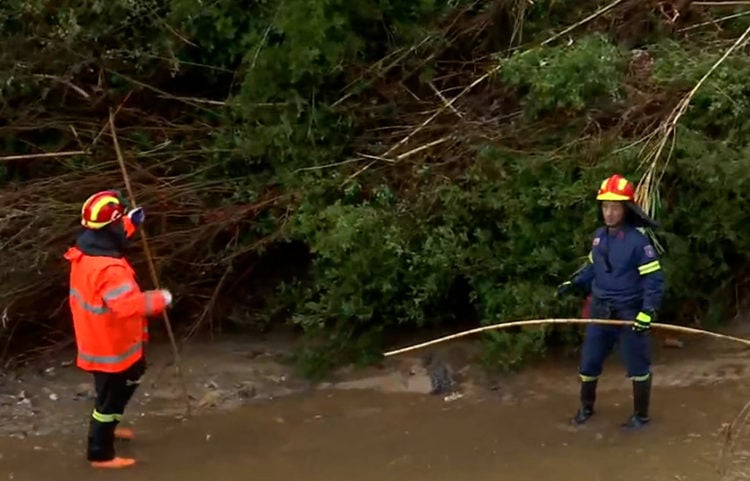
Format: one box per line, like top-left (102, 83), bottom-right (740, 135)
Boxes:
top-left (558, 174), bottom-right (665, 429)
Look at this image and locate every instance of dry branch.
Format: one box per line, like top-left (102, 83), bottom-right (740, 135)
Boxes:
top-left (0, 150), bottom-right (87, 162)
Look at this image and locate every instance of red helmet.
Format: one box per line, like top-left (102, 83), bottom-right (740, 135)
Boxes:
top-left (596, 174), bottom-right (635, 202)
top-left (81, 190), bottom-right (125, 229)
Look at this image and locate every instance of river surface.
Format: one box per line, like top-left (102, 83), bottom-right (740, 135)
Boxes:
top-left (2, 333), bottom-right (750, 480)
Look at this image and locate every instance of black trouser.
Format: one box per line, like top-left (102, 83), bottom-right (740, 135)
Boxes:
top-left (87, 358), bottom-right (146, 461)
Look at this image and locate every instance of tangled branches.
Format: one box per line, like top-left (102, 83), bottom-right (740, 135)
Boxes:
top-left (0, 102), bottom-right (284, 356)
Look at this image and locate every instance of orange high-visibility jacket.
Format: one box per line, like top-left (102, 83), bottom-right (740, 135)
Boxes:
top-left (64, 244), bottom-right (167, 373)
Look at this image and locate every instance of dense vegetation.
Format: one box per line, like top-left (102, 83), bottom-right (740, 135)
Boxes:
top-left (1, 0), bottom-right (749, 374)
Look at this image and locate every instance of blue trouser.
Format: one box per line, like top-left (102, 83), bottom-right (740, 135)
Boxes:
top-left (578, 297), bottom-right (651, 381)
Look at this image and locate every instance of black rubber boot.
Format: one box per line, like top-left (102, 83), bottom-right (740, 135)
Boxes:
top-left (622, 375), bottom-right (651, 430)
top-left (571, 380), bottom-right (597, 425)
top-left (87, 418), bottom-right (116, 461)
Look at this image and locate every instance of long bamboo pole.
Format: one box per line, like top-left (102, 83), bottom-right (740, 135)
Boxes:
top-left (109, 109), bottom-right (192, 417)
top-left (383, 318), bottom-right (750, 357)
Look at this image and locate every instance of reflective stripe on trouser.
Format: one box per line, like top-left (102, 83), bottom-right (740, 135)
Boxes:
top-left (578, 298), bottom-right (651, 380)
top-left (87, 358), bottom-right (145, 462)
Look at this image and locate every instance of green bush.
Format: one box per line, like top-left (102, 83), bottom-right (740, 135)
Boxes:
top-left (652, 41), bottom-right (750, 144)
top-left (500, 34), bottom-right (627, 119)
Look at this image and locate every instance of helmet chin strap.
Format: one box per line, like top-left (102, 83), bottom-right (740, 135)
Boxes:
top-left (103, 220), bottom-right (131, 253)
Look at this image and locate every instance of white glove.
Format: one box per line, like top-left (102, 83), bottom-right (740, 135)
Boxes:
top-left (159, 289), bottom-right (173, 306)
top-left (127, 207), bottom-right (145, 226)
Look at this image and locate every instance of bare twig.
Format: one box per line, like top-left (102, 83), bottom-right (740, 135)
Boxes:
top-left (395, 136), bottom-right (451, 160)
top-left (90, 92), bottom-right (134, 148)
top-left (33, 74), bottom-right (91, 100)
top-left (294, 157), bottom-right (372, 173)
top-left (678, 10), bottom-right (750, 32)
top-left (156, 95), bottom-right (227, 106)
top-left (106, 70), bottom-right (218, 114)
top-left (718, 399), bottom-right (750, 476)
top-left (694, 1), bottom-right (750, 5)
top-left (182, 262), bottom-right (234, 342)
top-left (539, 0), bottom-right (628, 47)
top-left (429, 82), bottom-right (464, 118)
top-left (0, 151), bottom-right (87, 162)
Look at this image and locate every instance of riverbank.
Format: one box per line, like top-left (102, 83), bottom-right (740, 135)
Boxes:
top-left (1, 327), bottom-right (750, 480)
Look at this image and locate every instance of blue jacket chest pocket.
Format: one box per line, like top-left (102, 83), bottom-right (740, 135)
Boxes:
top-left (593, 239), bottom-right (637, 274)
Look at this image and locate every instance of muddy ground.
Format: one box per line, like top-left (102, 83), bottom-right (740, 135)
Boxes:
top-left (2, 325), bottom-right (750, 480)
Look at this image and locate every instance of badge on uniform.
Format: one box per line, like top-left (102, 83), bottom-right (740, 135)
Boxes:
top-left (644, 245), bottom-right (655, 258)
top-left (593, 238), bottom-right (600, 246)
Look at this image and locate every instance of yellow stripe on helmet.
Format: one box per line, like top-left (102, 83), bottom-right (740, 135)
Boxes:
top-left (596, 192), bottom-right (631, 201)
top-left (81, 193), bottom-right (122, 229)
top-left (89, 195), bottom-right (120, 222)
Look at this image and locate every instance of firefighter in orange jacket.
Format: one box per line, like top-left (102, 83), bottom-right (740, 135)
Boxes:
top-left (64, 190), bottom-right (172, 469)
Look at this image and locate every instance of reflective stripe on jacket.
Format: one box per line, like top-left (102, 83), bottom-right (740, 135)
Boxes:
top-left (64, 245), bottom-right (166, 373)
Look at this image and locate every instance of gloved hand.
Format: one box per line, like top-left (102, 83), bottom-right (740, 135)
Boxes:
top-left (633, 311), bottom-right (653, 333)
top-left (128, 207), bottom-right (145, 226)
top-left (159, 289), bottom-right (173, 307)
top-left (556, 281), bottom-right (573, 297)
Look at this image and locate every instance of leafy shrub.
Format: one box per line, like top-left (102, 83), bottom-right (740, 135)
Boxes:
top-left (500, 33), bottom-right (627, 119)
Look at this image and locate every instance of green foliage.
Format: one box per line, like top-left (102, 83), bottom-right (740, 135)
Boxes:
top-left (500, 34), bottom-right (627, 118)
top-left (652, 41), bottom-right (750, 145)
top-left (655, 130), bottom-right (750, 305)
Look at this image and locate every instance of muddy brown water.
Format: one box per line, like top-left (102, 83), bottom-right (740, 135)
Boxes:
top-left (2, 333), bottom-right (750, 480)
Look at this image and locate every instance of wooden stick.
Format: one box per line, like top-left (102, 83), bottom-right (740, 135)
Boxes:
top-left (108, 109), bottom-right (192, 417)
top-left (382, 318), bottom-right (750, 357)
top-left (694, 1), bottom-right (750, 5)
top-left (0, 151), bottom-right (87, 162)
